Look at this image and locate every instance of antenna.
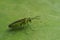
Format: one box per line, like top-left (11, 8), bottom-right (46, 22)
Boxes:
top-left (31, 16), bottom-right (40, 20)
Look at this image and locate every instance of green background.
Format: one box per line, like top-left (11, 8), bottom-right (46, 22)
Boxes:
top-left (0, 0), bottom-right (60, 40)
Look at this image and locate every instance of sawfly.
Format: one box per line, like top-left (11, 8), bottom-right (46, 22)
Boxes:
top-left (8, 16), bottom-right (40, 30)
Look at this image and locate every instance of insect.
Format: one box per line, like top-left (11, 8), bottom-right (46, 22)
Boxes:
top-left (8, 16), bottom-right (40, 30)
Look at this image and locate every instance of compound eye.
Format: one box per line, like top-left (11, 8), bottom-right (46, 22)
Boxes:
top-left (29, 19), bottom-right (31, 22)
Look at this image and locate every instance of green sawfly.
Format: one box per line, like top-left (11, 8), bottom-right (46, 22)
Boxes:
top-left (8, 16), bottom-right (40, 30)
